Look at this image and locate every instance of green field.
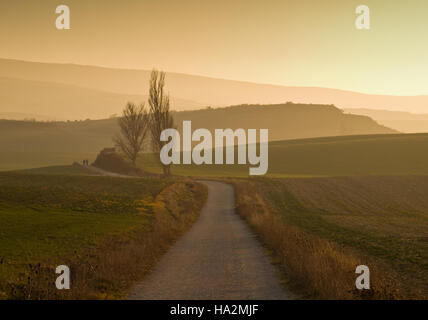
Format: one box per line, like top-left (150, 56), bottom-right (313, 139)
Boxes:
top-left (10, 132), bottom-right (428, 178)
top-left (3, 132), bottom-right (428, 299)
top-left (0, 102), bottom-right (396, 171)
top-left (0, 172), bottom-right (171, 298)
top-left (253, 176), bottom-right (428, 295)
top-left (136, 133), bottom-right (428, 297)
top-left (266, 133), bottom-right (428, 176)
top-left (0, 151), bottom-right (98, 171)
top-left (134, 133), bottom-right (428, 177)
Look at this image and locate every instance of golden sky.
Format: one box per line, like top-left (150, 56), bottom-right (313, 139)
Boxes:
top-left (0, 0), bottom-right (427, 95)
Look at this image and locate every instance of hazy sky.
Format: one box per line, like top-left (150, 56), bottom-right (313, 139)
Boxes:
top-left (0, 0), bottom-right (427, 95)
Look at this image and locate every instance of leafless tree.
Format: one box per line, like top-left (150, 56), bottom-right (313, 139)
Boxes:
top-left (148, 69), bottom-right (174, 176)
top-left (114, 102), bottom-right (149, 166)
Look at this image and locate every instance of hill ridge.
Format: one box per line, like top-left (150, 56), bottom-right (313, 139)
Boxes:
top-left (1, 58), bottom-right (428, 115)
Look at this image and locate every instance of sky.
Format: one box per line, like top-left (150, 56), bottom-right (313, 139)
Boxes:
top-left (0, 0), bottom-right (427, 96)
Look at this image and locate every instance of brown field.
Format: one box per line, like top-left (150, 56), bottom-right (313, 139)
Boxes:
top-left (231, 176), bottom-right (428, 299)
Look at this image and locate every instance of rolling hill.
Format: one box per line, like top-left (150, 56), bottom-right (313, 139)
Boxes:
top-left (173, 103), bottom-right (396, 142)
top-left (345, 108), bottom-right (428, 133)
top-left (0, 102), bottom-right (396, 171)
top-left (0, 112), bottom-right (60, 121)
top-left (19, 133), bottom-right (428, 178)
top-left (265, 133), bottom-right (428, 176)
top-left (138, 133), bottom-right (428, 177)
top-left (1, 59), bottom-right (428, 119)
top-left (0, 77), bottom-right (203, 120)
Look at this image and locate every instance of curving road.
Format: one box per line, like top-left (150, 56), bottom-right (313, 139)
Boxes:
top-left (128, 180), bottom-right (293, 300)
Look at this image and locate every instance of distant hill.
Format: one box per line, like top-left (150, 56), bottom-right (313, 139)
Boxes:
top-left (173, 103), bottom-right (396, 142)
top-left (1, 59), bottom-right (428, 118)
top-left (0, 103), bottom-right (395, 170)
top-left (0, 111), bottom-right (61, 121)
top-left (0, 77), bottom-right (203, 120)
top-left (345, 108), bottom-right (428, 133)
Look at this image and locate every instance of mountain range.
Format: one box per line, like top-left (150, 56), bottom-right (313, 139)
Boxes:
top-left (1, 58), bottom-right (428, 120)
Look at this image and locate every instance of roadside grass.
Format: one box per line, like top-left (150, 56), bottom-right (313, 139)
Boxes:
top-left (231, 177), bottom-right (428, 299)
top-left (0, 172), bottom-right (207, 299)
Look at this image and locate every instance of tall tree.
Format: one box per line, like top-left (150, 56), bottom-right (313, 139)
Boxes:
top-left (148, 69), bottom-right (174, 176)
top-left (114, 102), bottom-right (149, 166)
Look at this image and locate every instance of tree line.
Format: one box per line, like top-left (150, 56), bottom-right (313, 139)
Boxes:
top-left (114, 69), bottom-right (174, 176)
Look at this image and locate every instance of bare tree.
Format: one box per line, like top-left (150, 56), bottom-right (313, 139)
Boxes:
top-left (114, 102), bottom-right (149, 166)
top-left (148, 69), bottom-right (174, 176)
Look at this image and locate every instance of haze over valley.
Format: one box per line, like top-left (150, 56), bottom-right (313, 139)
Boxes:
top-left (1, 59), bottom-right (428, 120)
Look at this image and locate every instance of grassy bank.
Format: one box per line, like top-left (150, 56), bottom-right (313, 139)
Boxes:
top-left (231, 177), bottom-right (428, 299)
top-left (0, 172), bottom-right (207, 299)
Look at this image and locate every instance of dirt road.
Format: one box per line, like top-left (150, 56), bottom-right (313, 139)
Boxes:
top-left (128, 180), bottom-right (293, 300)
